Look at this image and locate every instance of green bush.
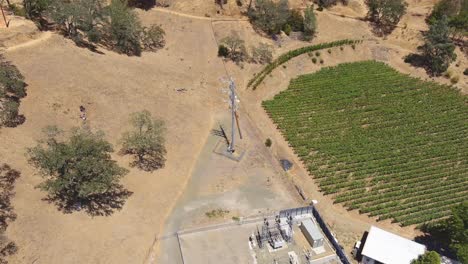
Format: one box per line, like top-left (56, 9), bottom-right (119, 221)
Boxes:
top-left (9, 4), bottom-right (26, 17)
top-left (0, 57), bottom-right (27, 128)
top-left (320, 59), bottom-right (324, 64)
top-left (0, 60), bottom-right (27, 99)
top-left (288, 9), bottom-right (304, 31)
top-left (312, 57), bottom-right (317, 63)
top-left (327, 49), bottom-right (332, 54)
top-left (23, 0), bottom-right (50, 19)
top-left (464, 68), bottom-right (468, 76)
top-left (283, 24), bottom-right (292, 35)
top-left (0, 101), bottom-right (22, 127)
top-left (303, 5), bottom-right (317, 40)
top-left (315, 51), bottom-right (320, 56)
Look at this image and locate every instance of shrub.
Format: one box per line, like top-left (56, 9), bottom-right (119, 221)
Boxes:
top-left (340, 46), bottom-right (344, 50)
top-left (320, 59), bottom-right (324, 64)
top-left (450, 75), bottom-right (459, 83)
top-left (0, 164), bottom-right (21, 231)
top-left (303, 5), bottom-right (317, 40)
top-left (140, 25), bottom-right (165, 51)
top-left (312, 57), bottom-right (317, 63)
top-left (328, 49), bottom-right (332, 54)
top-left (265, 138), bottom-right (272, 147)
top-left (315, 51), bottom-right (320, 56)
top-left (205, 208), bottom-right (229, 218)
top-left (23, 0), bottom-right (50, 19)
top-left (411, 251), bottom-right (440, 264)
top-left (0, 101), bottom-right (24, 127)
top-left (0, 58), bottom-right (27, 128)
top-left (218, 44), bottom-right (229, 57)
top-left (8, 4), bottom-right (26, 17)
top-left (0, 164), bottom-right (21, 263)
top-left (352, 44), bottom-right (356, 49)
top-left (283, 23), bottom-right (292, 35)
top-left (251, 43), bottom-right (273, 64)
top-left (464, 68), bottom-right (468, 76)
top-left (288, 9), bottom-right (304, 31)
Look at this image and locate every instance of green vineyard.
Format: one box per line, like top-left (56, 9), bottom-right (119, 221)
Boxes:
top-left (262, 61), bottom-right (468, 226)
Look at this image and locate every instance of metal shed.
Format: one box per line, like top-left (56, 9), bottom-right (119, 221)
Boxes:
top-left (300, 219), bottom-right (324, 248)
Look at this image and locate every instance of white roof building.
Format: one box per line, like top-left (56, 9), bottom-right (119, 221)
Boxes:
top-left (361, 226), bottom-right (426, 264)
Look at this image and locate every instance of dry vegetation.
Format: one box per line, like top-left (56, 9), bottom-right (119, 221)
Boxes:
top-left (0, 164), bottom-right (20, 264)
top-left (0, 0), bottom-right (466, 263)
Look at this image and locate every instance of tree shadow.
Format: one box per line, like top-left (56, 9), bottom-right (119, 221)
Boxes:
top-left (42, 185), bottom-right (133, 216)
top-left (128, 0), bottom-right (156, 10)
top-left (403, 53), bottom-right (442, 76)
top-left (368, 21), bottom-right (398, 37)
top-left (74, 40), bottom-right (105, 55)
top-left (4, 114), bottom-right (25, 128)
top-left (130, 157), bottom-right (165, 172)
top-left (414, 224), bottom-right (456, 259)
top-left (404, 53), bottom-right (426, 68)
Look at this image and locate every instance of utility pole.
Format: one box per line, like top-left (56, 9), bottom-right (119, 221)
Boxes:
top-left (228, 79), bottom-right (236, 153)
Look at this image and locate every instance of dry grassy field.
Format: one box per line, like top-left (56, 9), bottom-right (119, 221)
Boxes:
top-left (0, 0), bottom-right (466, 263)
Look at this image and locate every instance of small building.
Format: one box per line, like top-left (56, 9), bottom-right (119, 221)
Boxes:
top-left (360, 226), bottom-right (426, 264)
top-left (300, 219), bottom-right (324, 248)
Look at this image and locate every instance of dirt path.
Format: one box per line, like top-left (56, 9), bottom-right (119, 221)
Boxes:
top-left (3, 31), bottom-right (53, 52)
top-left (152, 7), bottom-right (249, 21)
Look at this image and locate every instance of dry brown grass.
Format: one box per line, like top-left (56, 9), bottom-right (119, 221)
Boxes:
top-left (0, 0), bottom-right (465, 263)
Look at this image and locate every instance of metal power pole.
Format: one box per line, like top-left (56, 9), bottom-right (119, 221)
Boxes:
top-left (0, 0), bottom-right (8, 28)
top-left (228, 80), bottom-right (236, 153)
